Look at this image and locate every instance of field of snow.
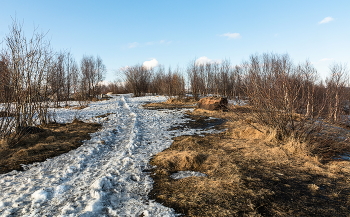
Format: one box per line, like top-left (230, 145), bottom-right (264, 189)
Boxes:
top-left (0, 95), bottom-right (219, 217)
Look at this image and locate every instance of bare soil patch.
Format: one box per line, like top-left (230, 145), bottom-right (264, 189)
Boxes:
top-left (0, 119), bottom-right (101, 174)
top-left (149, 106), bottom-right (350, 216)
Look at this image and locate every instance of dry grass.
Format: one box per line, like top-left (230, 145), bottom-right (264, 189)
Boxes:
top-left (149, 106), bottom-right (350, 216)
top-left (0, 119), bottom-right (101, 174)
top-left (143, 97), bottom-right (197, 109)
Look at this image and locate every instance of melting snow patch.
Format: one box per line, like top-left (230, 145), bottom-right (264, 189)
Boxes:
top-left (170, 171), bottom-right (207, 179)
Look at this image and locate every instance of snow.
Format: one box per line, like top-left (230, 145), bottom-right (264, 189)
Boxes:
top-left (228, 99), bottom-right (247, 106)
top-left (0, 94), bottom-right (220, 217)
top-left (170, 171), bottom-right (207, 179)
top-left (31, 189), bottom-right (51, 204)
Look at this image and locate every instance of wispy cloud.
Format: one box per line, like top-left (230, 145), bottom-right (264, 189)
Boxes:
top-left (195, 56), bottom-right (222, 66)
top-left (318, 17), bottom-right (334, 24)
top-left (159, 40), bottom-right (172, 44)
top-left (311, 58), bottom-right (334, 65)
top-left (128, 42), bottom-right (139, 48)
top-left (220, 32), bottom-right (241, 39)
top-left (143, 58), bottom-right (159, 69)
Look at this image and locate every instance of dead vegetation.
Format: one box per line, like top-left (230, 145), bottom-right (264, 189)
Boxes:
top-left (143, 97), bottom-right (197, 109)
top-left (149, 105), bottom-right (350, 216)
top-left (0, 119), bottom-right (101, 174)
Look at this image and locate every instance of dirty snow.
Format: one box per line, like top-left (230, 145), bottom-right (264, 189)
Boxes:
top-left (0, 95), bottom-right (221, 217)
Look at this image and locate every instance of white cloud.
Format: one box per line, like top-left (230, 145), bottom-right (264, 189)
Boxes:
top-left (159, 40), bottom-right (172, 44)
top-left (221, 32), bottom-right (241, 39)
top-left (143, 59), bottom-right (159, 69)
top-left (195, 56), bottom-right (221, 66)
top-left (128, 42), bottom-right (139, 48)
top-left (319, 17), bottom-right (334, 24)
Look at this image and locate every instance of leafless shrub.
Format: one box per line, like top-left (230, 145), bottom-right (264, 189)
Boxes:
top-left (46, 52), bottom-right (80, 107)
top-left (324, 63), bottom-right (349, 123)
top-left (149, 66), bottom-right (185, 98)
top-left (0, 20), bottom-right (107, 146)
top-left (100, 80), bottom-right (127, 94)
top-left (80, 55), bottom-right (106, 100)
top-left (122, 64), bottom-right (152, 97)
top-left (242, 53), bottom-right (323, 140)
top-left (0, 20), bottom-right (55, 146)
top-left (186, 59), bottom-right (245, 101)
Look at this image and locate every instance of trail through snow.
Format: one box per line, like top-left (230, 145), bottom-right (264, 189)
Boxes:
top-left (0, 95), bottom-right (217, 217)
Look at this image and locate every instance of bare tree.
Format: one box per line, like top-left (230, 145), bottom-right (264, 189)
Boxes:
top-left (100, 80), bottom-right (127, 94)
top-left (150, 65), bottom-right (165, 95)
top-left (242, 53), bottom-right (320, 140)
top-left (187, 60), bottom-right (203, 100)
top-left (47, 52), bottom-right (66, 106)
top-left (1, 20), bottom-right (54, 145)
top-left (80, 55), bottom-right (106, 100)
top-left (0, 56), bottom-right (12, 103)
top-left (325, 63), bottom-right (349, 123)
top-left (122, 64), bottom-right (152, 97)
top-left (63, 52), bottom-right (79, 104)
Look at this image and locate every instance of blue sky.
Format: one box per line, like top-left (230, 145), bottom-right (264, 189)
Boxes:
top-left (1, 0), bottom-right (349, 81)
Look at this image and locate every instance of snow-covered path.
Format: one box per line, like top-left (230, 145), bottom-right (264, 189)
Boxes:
top-left (0, 95), bottom-right (208, 217)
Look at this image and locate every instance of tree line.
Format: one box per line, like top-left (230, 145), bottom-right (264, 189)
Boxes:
top-left (116, 53), bottom-right (349, 139)
top-left (1, 20), bottom-right (348, 145)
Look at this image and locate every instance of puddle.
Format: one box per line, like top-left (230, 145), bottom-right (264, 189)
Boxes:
top-left (170, 114), bottom-right (226, 131)
top-left (144, 106), bottom-right (226, 134)
top-left (145, 107), bottom-right (187, 111)
top-left (144, 106), bottom-right (195, 110)
top-left (334, 153), bottom-right (350, 161)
